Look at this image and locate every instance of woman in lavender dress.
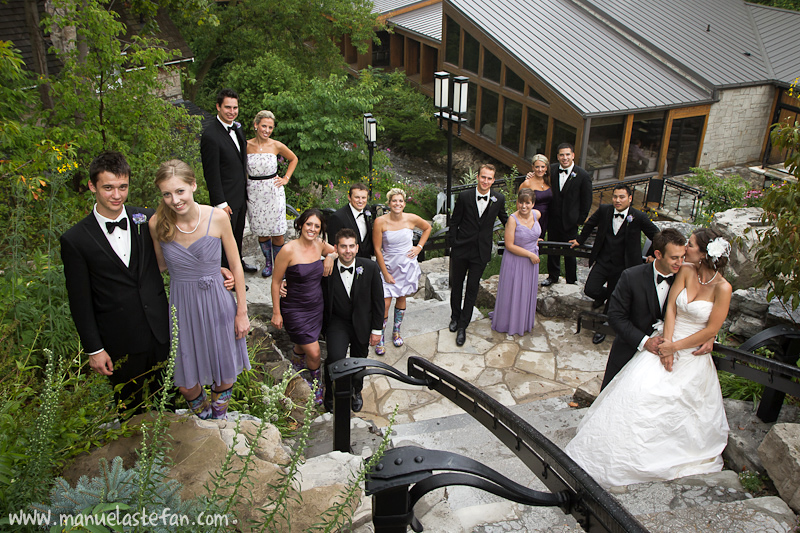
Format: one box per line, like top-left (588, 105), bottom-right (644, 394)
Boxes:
top-left (246, 110), bottom-right (298, 278)
top-left (491, 188), bottom-right (541, 336)
top-left (519, 154), bottom-right (551, 236)
top-left (270, 208), bottom-right (336, 405)
top-left (372, 188), bottom-right (431, 355)
top-left (150, 160), bottom-right (250, 420)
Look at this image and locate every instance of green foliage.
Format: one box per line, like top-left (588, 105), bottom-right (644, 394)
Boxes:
top-left (745, 120), bottom-right (800, 315)
top-left (44, 0), bottom-right (202, 209)
top-left (371, 69), bottom-right (445, 156)
top-left (262, 73), bottom-right (392, 189)
top-left (739, 469), bottom-right (769, 495)
top-left (230, 366), bottom-right (303, 435)
top-left (686, 167), bottom-right (747, 226)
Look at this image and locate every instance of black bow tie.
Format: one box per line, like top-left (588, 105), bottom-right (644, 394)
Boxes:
top-left (106, 219), bottom-right (128, 233)
top-left (657, 274), bottom-right (674, 285)
top-left (478, 195), bottom-right (488, 202)
top-left (614, 213), bottom-right (625, 219)
top-left (356, 212), bottom-right (365, 218)
top-left (227, 125), bottom-right (236, 133)
top-left (340, 266), bottom-right (353, 274)
top-left (560, 168), bottom-right (569, 175)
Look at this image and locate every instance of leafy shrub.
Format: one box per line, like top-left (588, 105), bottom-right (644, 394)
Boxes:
top-left (686, 167), bottom-right (747, 226)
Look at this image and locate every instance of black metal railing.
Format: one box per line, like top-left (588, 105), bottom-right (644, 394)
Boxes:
top-left (662, 178), bottom-right (703, 220)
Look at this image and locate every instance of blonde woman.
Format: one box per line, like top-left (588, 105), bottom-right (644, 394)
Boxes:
top-left (246, 110), bottom-right (298, 277)
top-left (149, 160), bottom-right (250, 420)
top-left (520, 154), bottom-right (552, 236)
top-left (372, 188), bottom-right (431, 354)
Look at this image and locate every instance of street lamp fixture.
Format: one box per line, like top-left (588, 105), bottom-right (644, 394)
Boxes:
top-left (433, 71), bottom-right (469, 230)
top-left (363, 113), bottom-right (377, 199)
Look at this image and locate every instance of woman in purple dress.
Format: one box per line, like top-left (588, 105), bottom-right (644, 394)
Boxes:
top-left (372, 188), bottom-right (431, 355)
top-left (271, 208), bottom-right (336, 404)
top-left (491, 188), bottom-right (541, 336)
top-left (150, 160), bottom-right (250, 420)
top-left (519, 154), bottom-right (551, 236)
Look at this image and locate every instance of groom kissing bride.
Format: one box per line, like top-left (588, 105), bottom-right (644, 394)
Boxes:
top-left (567, 227), bottom-right (733, 489)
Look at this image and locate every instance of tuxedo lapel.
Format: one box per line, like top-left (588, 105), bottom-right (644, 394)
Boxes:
top-left (350, 260), bottom-right (363, 302)
top-left (642, 265), bottom-right (661, 319)
top-left (82, 215), bottom-right (136, 279)
top-left (216, 120), bottom-right (240, 154)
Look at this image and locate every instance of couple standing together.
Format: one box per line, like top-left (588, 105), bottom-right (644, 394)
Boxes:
top-left (567, 227), bottom-right (734, 488)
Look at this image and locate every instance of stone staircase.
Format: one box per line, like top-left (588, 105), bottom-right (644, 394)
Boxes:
top-left (347, 396), bottom-right (797, 532)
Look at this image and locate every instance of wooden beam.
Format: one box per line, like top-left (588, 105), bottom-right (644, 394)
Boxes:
top-left (618, 114), bottom-right (633, 178)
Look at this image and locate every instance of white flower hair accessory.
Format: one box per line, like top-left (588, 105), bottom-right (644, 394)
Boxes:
top-left (706, 237), bottom-right (730, 261)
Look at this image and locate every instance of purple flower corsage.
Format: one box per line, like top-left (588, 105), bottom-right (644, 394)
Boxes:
top-left (132, 213), bottom-right (147, 234)
top-left (198, 275), bottom-right (214, 290)
top-left (355, 266), bottom-right (364, 278)
top-left (233, 121), bottom-right (241, 129)
top-left (364, 209), bottom-right (372, 218)
top-left (490, 196), bottom-right (497, 203)
top-left (626, 214), bottom-right (633, 223)
top-left (569, 172), bottom-right (576, 179)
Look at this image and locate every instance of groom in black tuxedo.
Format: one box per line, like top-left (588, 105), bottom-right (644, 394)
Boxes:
top-left (543, 143), bottom-right (592, 286)
top-left (570, 184), bottom-right (659, 343)
top-left (602, 228), bottom-right (715, 390)
top-left (326, 183), bottom-right (373, 258)
top-left (448, 164), bottom-right (508, 346)
top-left (322, 228), bottom-right (384, 412)
top-left (200, 88), bottom-right (257, 272)
top-left (60, 152), bottom-right (169, 412)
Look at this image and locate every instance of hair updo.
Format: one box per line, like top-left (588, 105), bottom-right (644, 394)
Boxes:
top-left (693, 228), bottom-right (729, 273)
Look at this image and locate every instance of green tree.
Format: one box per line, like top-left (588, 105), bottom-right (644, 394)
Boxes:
top-left (747, 120), bottom-right (800, 316)
top-left (174, 0), bottom-right (382, 104)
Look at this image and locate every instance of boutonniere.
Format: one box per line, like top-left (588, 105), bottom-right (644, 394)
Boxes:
top-left (131, 213), bottom-right (147, 235)
top-left (363, 209), bottom-right (372, 218)
top-left (490, 196), bottom-right (497, 203)
top-left (569, 171), bottom-right (576, 179)
top-left (233, 121), bottom-right (241, 130)
top-left (355, 266), bottom-right (364, 278)
top-left (626, 214), bottom-right (633, 223)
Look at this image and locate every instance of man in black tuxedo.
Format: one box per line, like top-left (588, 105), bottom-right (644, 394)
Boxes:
top-left (200, 88), bottom-right (257, 272)
top-left (448, 164), bottom-right (508, 346)
top-left (326, 183), bottom-right (373, 258)
top-left (60, 152), bottom-right (169, 412)
top-left (569, 184), bottom-right (659, 344)
top-left (543, 143), bottom-right (592, 286)
top-left (322, 228), bottom-right (384, 412)
top-left (602, 228), bottom-right (714, 390)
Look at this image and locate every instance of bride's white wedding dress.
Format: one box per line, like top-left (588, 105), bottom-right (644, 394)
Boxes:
top-left (565, 288), bottom-right (729, 488)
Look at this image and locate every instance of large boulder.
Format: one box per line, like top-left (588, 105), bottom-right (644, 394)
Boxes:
top-left (710, 207), bottom-right (766, 291)
top-left (758, 423), bottom-right (800, 512)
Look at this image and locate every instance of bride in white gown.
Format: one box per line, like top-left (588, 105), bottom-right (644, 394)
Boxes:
top-left (565, 229), bottom-right (733, 488)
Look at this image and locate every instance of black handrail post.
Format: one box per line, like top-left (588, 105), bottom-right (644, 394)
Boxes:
top-left (371, 485), bottom-right (414, 533)
top-left (756, 336), bottom-right (800, 422)
top-left (332, 373), bottom-right (353, 453)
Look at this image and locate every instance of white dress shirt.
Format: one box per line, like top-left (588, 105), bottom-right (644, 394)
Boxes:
top-left (476, 188), bottom-right (491, 218)
top-left (637, 263), bottom-right (675, 351)
top-left (94, 205), bottom-right (131, 267)
top-left (613, 207), bottom-right (629, 235)
top-left (349, 204), bottom-right (368, 242)
top-left (337, 259), bottom-right (382, 336)
top-left (558, 163), bottom-right (574, 191)
top-left (217, 115), bottom-right (241, 152)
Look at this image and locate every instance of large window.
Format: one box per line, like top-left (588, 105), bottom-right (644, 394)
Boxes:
top-left (480, 88), bottom-right (499, 141)
top-left (550, 120), bottom-right (577, 161)
top-left (445, 17), bottom-right (460, 65)
top-left (505, 67), bottom-right (525, 93)
top-left (466, 81), bottom-right (478, 130)
top-left (372, 31), bottom-right (391, 67)
top-left (626, 111), bottom-right (665, 176)
top-left (501, 99), bottom-right (523, 153)
top-left (666, 115), bottom-right (705, 175)
top-left (483, 48), bottom-right (501, 83)
top-left (463, 31), bottom-right (480, 73)
top-left (525, 107), bottom-right (548, 159)
top-left (586, 115), bottom-right (624, 180)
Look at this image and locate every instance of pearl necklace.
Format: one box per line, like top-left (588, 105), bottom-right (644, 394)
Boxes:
top-left (176, 203), bottom-right (201, 234)
top-left (698, 271), bottom-right (717, 285)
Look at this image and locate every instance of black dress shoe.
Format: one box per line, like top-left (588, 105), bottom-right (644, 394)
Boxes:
top-left (449, 320), bottom-right (458, 332)
top-left (456, 328), bottom-right (466, 346)
top-left (351, 392), bottom-right (363, 413)
top-left (592, 332), bottom-right (606, 344)
top-left (242, 261), bottom-right (258, 273)
top-left (542, 278), bottom-right (556, 287)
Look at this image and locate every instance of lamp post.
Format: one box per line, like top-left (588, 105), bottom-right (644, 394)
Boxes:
top-left (434, 72), bottom-right (469, 228)
top-left (363, 113), bottom-right (377, 199)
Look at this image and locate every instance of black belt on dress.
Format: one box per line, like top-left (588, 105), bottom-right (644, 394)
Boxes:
top-left (249, 173), bottom-right (278, 180)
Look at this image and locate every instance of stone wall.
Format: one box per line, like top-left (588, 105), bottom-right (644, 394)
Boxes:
top-left (699, 85), bottom-right (774, 168)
